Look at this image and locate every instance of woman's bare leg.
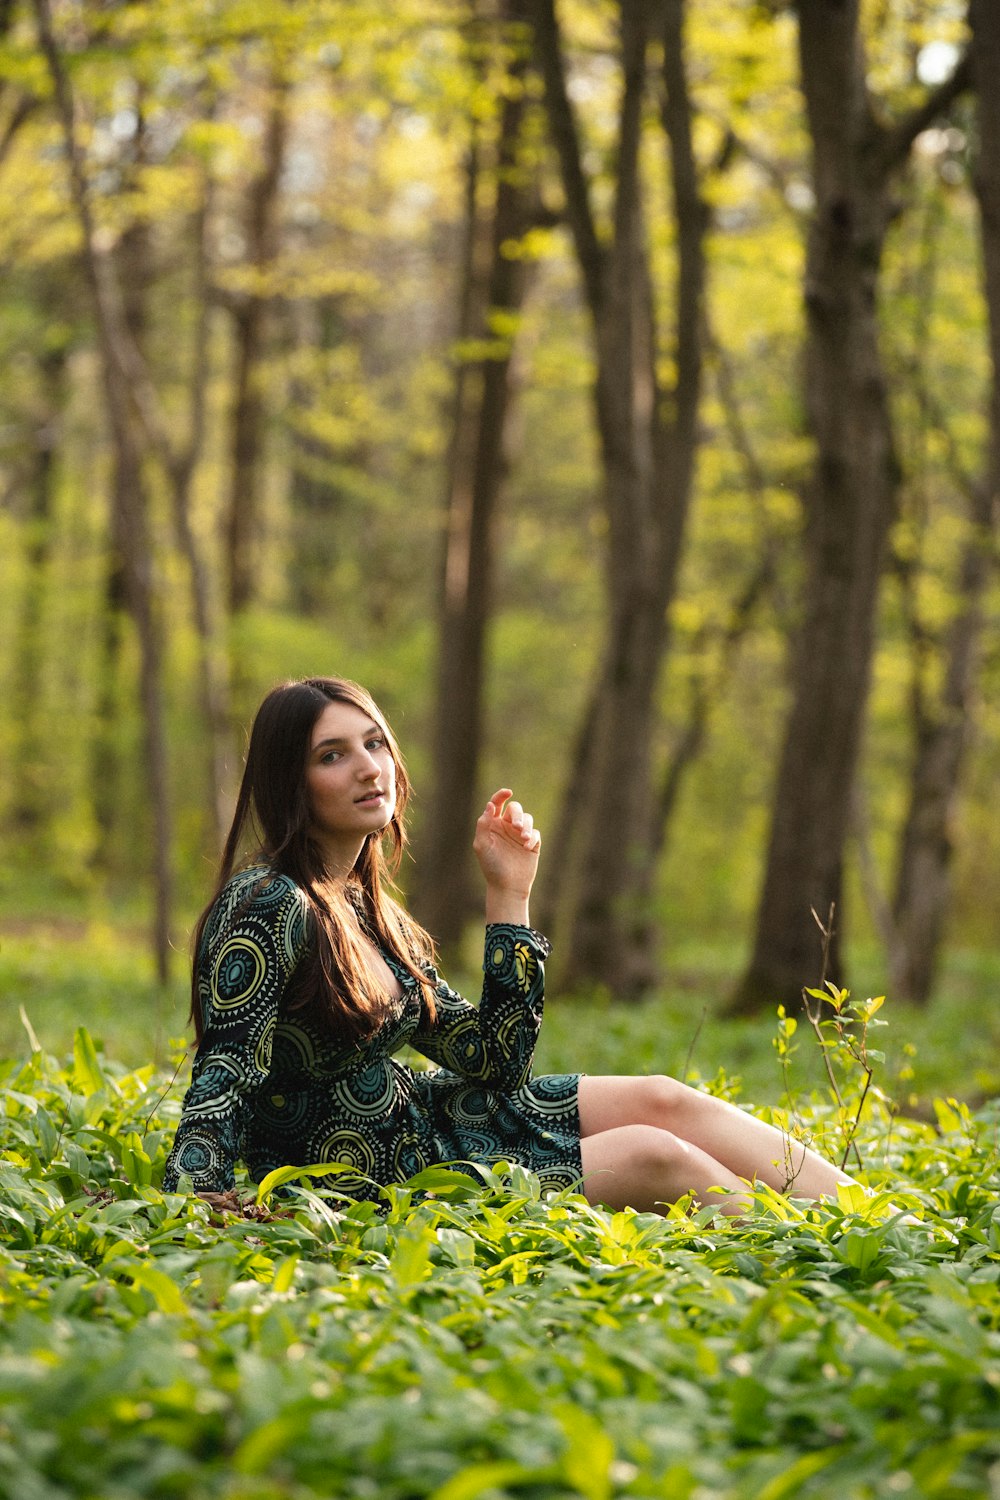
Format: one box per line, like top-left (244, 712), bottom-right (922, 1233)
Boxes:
top-left (577, 1074), bottom-right (857, 1202)
top-left (579, 1124), bottom-right (755, 1217)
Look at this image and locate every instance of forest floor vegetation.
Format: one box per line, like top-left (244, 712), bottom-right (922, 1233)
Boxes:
top-left (1, 926), bottom-right (999, 1497)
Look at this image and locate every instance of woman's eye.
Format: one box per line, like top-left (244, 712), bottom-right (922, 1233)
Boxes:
top-left (367, 737), bottom-right (385, 750)
top-left (320, 750), bottom-right (341, 764)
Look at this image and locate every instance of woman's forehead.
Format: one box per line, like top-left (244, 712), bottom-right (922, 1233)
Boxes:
top-left (310, 699), bottom-right (381, 747)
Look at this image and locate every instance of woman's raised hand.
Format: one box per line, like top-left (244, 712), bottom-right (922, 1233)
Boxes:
top-left (473, 789), bottom-right (541, 924)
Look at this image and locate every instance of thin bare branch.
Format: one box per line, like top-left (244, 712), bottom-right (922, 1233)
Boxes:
top-left (879, 49), bottom-right (973, 171)
top-left (527, 0), bottom-right (606, 318)
top-left (0, 94), bottom-right (38, 169)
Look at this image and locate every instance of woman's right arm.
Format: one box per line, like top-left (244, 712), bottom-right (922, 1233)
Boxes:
top-left (162, 874), bottom-right (308, 1194)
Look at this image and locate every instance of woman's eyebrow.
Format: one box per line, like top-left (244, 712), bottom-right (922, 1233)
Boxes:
top-left (312, 724), bottom-right (381, 751)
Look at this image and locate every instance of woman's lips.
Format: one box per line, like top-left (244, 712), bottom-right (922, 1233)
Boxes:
top-left (356, 791), bottom-right (384, 806)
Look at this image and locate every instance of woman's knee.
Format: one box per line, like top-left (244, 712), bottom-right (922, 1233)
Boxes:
top-left (635, 1073), bottom-right (689, 1123)
top-left (618, 1122), bottom-right (689, 1177)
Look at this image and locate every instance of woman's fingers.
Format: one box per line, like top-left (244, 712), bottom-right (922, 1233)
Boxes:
top-left (497, 798), bottom-right (537, 843)
top-left (485, 788), bottom-right (513, 817)
top-left (477, 790), bottom-right (541, 848)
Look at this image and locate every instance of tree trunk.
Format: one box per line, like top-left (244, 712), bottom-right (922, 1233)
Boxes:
top-left (225, 71), bottom-right (288, 613)
top-left (90, 560), bottom-right (128, 869)
top-left (531, 0), bottom-right (708, 995)
top-left (413, 0), bottom-right (537, 948)
top-left (33, 0), bottom-right (174, 981)
top-left (730, 1), bottom-right (971, 1015)
top-left (888, 0), bottom-right (1000, 1003)
top-left (166, 175), bottom-right (234, 852)
top-left (10, 344), bottom-right (66, 831)
top-left (286, 298), bottom-right (346, 615)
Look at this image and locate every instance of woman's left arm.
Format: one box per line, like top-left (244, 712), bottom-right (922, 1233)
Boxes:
top-left (410, 923), bottom-right (551, 1089)
top-left (410, 789), bottom-right (549, 1089)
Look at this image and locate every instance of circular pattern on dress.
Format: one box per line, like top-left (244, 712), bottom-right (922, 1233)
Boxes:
top-left (282, 897), bottom-right (307, 972)
top-left (213, 936), bottom-right (267, 1009)
top-left (495, 1009), bottom-right (529, 1058)
top-left (447, 1127), bottom-right (498, 1161)
top-left (255, 1018), bottom-right (276, 1074)
top-left (276, 1022), bottom-right (319, 1071)
top-left (437, 1011), bottom-right (484, 1071)
top-left (512, 940), bottom-right (538, 994)
top-left (316, 1128), bottom-right (377, 1178)
top-left (333, 1064), bottom-right (396, 1119)
top-left (184, 1056), bottom-right (243, 1117)
top-left (172, 1131), bottom-right (221, 1178)
top-left (514, 1077), bottom-right (577, 1117)
top-left (444, 1085), bottom-right (492, 1124)
top-left (256, 1089), bottom-right (311, 1133)
top-left (248, 876), bottom-right (287, 909)
top-left (534, 1160), bottom-right (581, 1192)
top-left (487, 933), bottom-right (513, 975)
top-left (393, 1135), bottom-right (428, 1182)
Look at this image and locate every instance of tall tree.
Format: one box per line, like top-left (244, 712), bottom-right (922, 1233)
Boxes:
top-left (33, 0), bottom-right (174, 980)
top-left (413, 0), bottom-right (540, 948)
top-left (530, 0), bottom-right (708, 994)
top-left (225, 65), bottom-right (288, 614)
top-left (731, 0), bottom-right (971, 1015)
top-left (8, 334), bottom-right (68, 832)
top-left (91, 136), bottom-right (232, 861)
top-left (31, 2), bottom-right (244, 956)
top-left (885, 0), bottom-right (1000, 1001)
top-left (878, 128), bottom-right (995, 1004)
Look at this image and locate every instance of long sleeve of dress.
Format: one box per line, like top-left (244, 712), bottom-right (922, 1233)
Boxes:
top-left (409, 923), bottom-right (551, 1092)
top-left (162, 872), bottom-right (308, 1193)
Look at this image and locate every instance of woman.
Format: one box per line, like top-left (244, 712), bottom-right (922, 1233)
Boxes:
top-left (164, 675), bottom-right (857, 1217)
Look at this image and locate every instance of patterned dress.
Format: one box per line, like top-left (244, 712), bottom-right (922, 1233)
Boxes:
top-left (162, 866), bottom-right (582, 1200)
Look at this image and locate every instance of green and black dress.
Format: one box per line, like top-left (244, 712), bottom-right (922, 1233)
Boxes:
top-left (162, 866), bottom-right (582, 1200)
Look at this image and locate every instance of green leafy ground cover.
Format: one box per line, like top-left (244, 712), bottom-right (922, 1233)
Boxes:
top-left (1, 1018), bottom-right (999, 1500)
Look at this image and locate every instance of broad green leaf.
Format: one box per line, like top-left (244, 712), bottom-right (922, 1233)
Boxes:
top-left (130, 1264), bottom-right (189, 1316)
top-left (933, 1098), bottom-right (964, 1133)
top-left (755, 1448), bottom-right (842, 1500)
top-left (430, 1461), bottom-right (542, 1500)
top-left (271, 1254), bottom-right (299, 1293)
top-left (390, 1226), bottom-right (432, 1288)
top-left (255, 1160), bottom-right (360, 1203)
top-left (233, 1412), bottom-right (311, 1475)
top-left (402, 1166), bottom-right (482, 1198)
top-left (836, 1181), bottom-right (872, 1214)
top-left (72, 1028), bottom-right (110, 1097)
top-left (556, 1403), bottom-right (615, 1500)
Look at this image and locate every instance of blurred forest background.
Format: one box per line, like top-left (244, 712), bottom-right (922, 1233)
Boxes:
top-left (1, 0), bottom-right (998, 1044)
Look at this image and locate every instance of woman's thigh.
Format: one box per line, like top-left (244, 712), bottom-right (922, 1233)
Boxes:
top-left (577, 1073), bottom-right (685, 1138)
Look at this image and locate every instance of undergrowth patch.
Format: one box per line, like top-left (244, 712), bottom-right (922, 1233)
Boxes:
top-left (0, 1033), bottom-right (998, 1499)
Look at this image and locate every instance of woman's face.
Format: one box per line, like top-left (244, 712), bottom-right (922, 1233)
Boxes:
top-left (305, 699), bottom-right (397, 873)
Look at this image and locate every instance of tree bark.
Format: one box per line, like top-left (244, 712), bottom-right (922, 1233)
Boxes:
top-left (167, 173), bottom-right (234, 851)
top-left (730, 3), bottom-right (972, 1015)
top-left (225, 70), bottom-right (288, 613)
top-left (10, 343), bottom-right (67, 831)
top-left (531, 0), bottom-right (708, 994)
top-left (286, 297), bottom-right (346, 616)
top-left (412, 0), bottom-right (538, 948)
top-left (33, 0), bottom-right (174, 981)
top-left (888, 0), bottom-right (1000, 1003)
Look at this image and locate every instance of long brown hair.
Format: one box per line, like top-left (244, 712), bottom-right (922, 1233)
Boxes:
top-left (190, 676), bottom-right (436, 1042)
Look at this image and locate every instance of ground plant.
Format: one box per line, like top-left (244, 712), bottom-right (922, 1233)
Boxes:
top-left (1, 1000), bottom-right (999, 1500)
